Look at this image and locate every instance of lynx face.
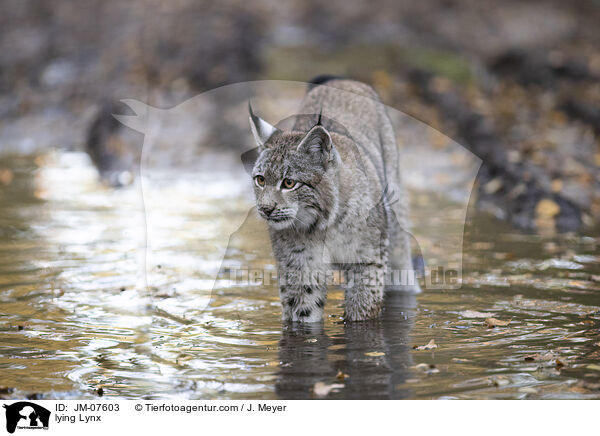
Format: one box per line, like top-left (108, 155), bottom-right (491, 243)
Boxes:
top-left (251, 129), bottom-right (337, 232)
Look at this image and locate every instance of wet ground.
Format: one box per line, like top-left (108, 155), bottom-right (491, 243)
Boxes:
top-left (0, 151), bottom-right (599, 400)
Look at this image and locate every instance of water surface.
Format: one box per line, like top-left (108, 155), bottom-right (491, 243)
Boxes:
top-left (0, 151), bottom-right (599, 399)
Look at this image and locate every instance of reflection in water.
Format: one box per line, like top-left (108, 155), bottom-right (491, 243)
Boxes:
top-left (277, 294), bottom-right (416, 399)
top-left (0, 152), bottom-right (599, 400)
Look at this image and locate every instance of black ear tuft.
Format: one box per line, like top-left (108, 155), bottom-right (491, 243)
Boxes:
top-left (316, 108), bottom-right (323, 127)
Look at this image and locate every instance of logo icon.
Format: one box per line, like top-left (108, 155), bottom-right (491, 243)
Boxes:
top-left (2, 402), bottom-right (50, 434)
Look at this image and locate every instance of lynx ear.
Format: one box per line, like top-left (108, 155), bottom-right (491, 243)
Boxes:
top-left (248, 102), bottom-right (278, 149)
top-left (296, 125), bottom-right (335, 164)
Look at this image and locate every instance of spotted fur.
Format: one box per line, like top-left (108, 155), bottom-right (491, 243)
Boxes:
top-left (250, 79), bottom-right (419, 322)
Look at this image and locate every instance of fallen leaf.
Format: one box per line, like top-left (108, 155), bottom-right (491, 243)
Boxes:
top-left (460, 310), bottom-right (495, 318)
top-left (364, 351), bottom-right (385, 357)
top-left (523, 351), bottom-right (556, 363)
top-left (413, 339), bottom-right (437, 350)
top-left (335, 370), bottom-right (349, 381)
top-left (484, 317), bottom-right (510, 328)
top-left (414, 363), bottom-right (439, 374)
top-left (304, 338), bottom-right (317, 343)
top-left (313, 382), bottom-right (344, 397)
top-left (556, 359), bottom-right (565, 370)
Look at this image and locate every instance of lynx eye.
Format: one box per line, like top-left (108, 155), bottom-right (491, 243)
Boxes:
top-left (255, 175), bottom-right (265, 187)
top-left (282, 178), bottom-right (297, 190)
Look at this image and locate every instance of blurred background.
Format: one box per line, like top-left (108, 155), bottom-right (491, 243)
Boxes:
top-left (1, 0), bottom-right (599, 231)
top-left (1, 0), bottom-right (600, 401)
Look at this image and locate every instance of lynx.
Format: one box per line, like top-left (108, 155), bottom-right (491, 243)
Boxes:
top-left (249, 76), bottom-right (419, 322)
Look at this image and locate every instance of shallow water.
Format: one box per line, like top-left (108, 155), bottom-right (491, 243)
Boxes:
top-left (0, 151), bottom-right (599, 400)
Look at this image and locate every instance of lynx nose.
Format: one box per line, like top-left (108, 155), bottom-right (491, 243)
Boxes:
top-left (259, 205), bottom-right (275, 216)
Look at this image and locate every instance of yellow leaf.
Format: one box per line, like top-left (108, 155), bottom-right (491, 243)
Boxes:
top-left (413, 339), bottom-right (437, 350)
top-left (484, 317), bottom-right (510, 327)
top-left (335, 370), bottom-right (349, 381)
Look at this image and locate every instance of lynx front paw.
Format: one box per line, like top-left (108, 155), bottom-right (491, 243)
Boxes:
top-left (281, 288), bottom-right (326, 323)
top-left (285, 308), bottom-right (324, 323)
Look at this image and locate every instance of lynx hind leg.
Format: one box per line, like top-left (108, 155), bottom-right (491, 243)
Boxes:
top-left (388, 228), bottom-right (422, 294)
top-left (344, 262), bottom-right (386, 321)
top-left (385, 188), bottom-right (421, 293)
